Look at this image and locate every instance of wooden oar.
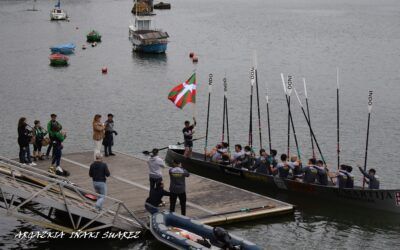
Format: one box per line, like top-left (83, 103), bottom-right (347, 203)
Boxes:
top-left (196, 204), bottom-right (275, 219)
top-left (142, 136), bottom-right (206, 155)
top-left (249, 67), bottom-right (255, 148)
top-left (254, 53), bottom-right (263, 149)
top-left (363, 91), bottom-right (373, 189)
top-left (204, 73), bottom-right (213, 160)
top-left (303, 78), bottom-right (315, 159)
top-left (336, 68), bottom-right (340, 170)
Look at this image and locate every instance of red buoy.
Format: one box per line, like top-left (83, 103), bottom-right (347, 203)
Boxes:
top-left (102, 67), bottom-right (108, 74)
top-left (189, 52), bottom-right (194, 58)
top-left (192, 56), bottom-right (198, 63)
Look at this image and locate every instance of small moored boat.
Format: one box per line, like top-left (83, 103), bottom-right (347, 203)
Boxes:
top-left (154, 2), bottom-right (171, 9)
top-left (129, 15), bottom-right (169, 53)
top-left (50, 0), bottom-right (68, 21)
top-left (50, 43), bottom-right (76, 54)
top-left (166, 147), bottom-right (400, 214)
top-left (86, 30), bottom-right (102, 42)
top-left (150, 211), bottom-right (261, 250)
top-left (49, 53), bottom-right (68, 66)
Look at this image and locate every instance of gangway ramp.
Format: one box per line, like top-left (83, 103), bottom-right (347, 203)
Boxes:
top-left (0, 156), bottom-right (145, 233)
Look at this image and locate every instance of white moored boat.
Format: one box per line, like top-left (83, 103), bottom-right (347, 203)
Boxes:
top-left (50, 0), bottom-right (67, 21)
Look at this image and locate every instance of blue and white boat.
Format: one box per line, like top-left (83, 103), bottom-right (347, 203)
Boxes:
top-left (128, 15), bottom-right (169, 53)
top-left (50, 43), bottom-right (75, 54)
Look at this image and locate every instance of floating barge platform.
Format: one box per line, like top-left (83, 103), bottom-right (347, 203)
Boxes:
top-left (0, 151), bottom-right (293, 232)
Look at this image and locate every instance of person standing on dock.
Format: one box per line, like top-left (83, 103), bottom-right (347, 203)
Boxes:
top-left (48, 124), bottom-right (67, 175)
top-left (45, 114), bottom-right (62, 160)
top-left (17, 117), bottom-right (35, 166)
top-left (182, 118), bottom-right (196, 158)
top-left (148, 148), bottom-right (166, 190)
top-left (169, 160), bottom-right (190, 216)
top-left (89, 153), bottom-right (110, 211)
top-left (103, 113), bottom-right (117, 157)
top-left (92, 114), bottom-right (105, 160)
top-left (32, 120), bottom-right (47, 161)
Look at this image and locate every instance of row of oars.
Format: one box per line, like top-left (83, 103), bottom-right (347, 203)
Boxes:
top-left (200, 58), bottom-right (373, 189)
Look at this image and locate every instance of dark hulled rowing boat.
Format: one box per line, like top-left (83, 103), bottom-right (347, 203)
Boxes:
top-left (166, 147), bottom-right (400, 214)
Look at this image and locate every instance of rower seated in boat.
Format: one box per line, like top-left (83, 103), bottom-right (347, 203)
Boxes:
top-left (336, 164), bottom-right (354, 188)
top-left (231, 144), bottom-right (244, 165)
top-left (274, 154), bottom-right (293, 179)
top-left (289, 155), bottom-right (303, 180)
top-left (302, 158), bottom-right (318, 184)
top-left (209, 143), bottom-right (223, 162)
top-left (235, 146), bottom-right (254, 169)
top-left (358, 166), bottom-right (380, 189)
top-left (314, 160), bottom-right (328, 186)
top-left (251, 149), bottom-right (271, 174)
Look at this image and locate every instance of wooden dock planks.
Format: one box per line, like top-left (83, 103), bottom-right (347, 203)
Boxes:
top-left (33, 151), bottom-right (293, 226)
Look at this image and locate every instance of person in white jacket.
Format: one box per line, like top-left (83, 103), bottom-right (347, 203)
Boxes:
top-left (147, 148), bottom-right (166, 190)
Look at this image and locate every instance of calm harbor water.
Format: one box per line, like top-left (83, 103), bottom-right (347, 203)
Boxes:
top-left (1, 0), bottom-right (400, 249)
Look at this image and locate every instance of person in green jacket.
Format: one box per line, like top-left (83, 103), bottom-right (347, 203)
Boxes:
top-left (45, 114), bottom-right (62, 159)
top-left (33, 120), bottom-right (47, 161)
top-left (49, 124), bottom-right (68, 176)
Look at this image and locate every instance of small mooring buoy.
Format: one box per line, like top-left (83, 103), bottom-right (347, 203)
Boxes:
top-left (189, 52), bottom-right (194, 58)
top-left (82, 45), bottom-right (86, 50)
top-left (192, 56), bottom-right (198, 63)
top-left (76, 26), bottom-right (79, 30)
top-left (92, 42), bottom-right (97, 47)
top-left (102, 67), bottom-right (108, 74)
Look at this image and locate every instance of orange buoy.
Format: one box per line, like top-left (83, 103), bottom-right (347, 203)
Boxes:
top-left (189, 52), bottom-right (194, 58)
top-left (192, 56), bottom-right (198, 63)
top-left (82, 45), bottom-right (86, 50)
top-left (102, 67), bottom-right (108, 74)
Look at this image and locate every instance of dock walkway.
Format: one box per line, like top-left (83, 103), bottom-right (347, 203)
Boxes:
top-left (1, 151), bottom-right (293, 231)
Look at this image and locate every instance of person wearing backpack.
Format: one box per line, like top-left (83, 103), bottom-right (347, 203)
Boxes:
top-left (45, 114), bottom-right (62, 159)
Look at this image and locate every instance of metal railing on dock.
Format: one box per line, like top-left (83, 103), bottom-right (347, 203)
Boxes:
top-left (0, 156), bottom-right (146, 233)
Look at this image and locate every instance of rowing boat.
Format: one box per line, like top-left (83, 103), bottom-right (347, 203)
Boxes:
top-left (150, 211), bottom-right (261, 249)
top-left (165, 147), bottom-right (400, 214)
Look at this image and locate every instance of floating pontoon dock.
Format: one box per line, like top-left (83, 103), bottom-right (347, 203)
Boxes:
top-left (0, 152), bottom-right (293, 232)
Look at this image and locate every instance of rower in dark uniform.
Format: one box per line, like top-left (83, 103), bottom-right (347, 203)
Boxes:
top-left (182, 118), bottom-right (196, 158)
top-left (345, 165), bottom-right (354, 188)
top-left (303, 158), bottom-right (318, 184)
top-left (358, 166), bottom-right (380, 189)
top-left (276, 154), bottom-right (292, 179)
top-left (315, 160), bottom-right (328, 186)
top-left (252, 149), bottom-right (271, 174)
top-left (337, 164), bottom-right (349, 188)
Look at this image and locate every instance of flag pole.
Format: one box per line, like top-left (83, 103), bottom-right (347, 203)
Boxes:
top-left (265, 81), bottom-right (272, 154)
top-left (363, 90), bottom-right (373, 189)
top-left (281, 74), bottom-right (301, 160)
top-left (249, 67), bottom-right (255, 148)
top-left (204, 73), bottom-right (213, 160)
top-left (303, 78), bottom-right (315, 159)
top-left (254, 53), bottom-right (263, 149)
